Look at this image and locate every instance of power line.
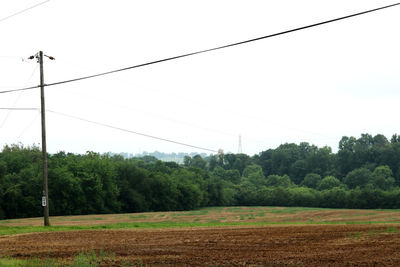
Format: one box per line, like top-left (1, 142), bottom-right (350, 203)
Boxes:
top-left (0, 0), bottom-right (51, 24)
top-left (57, 57), bottom-right (329, 143)
top-left (40, 2), bottom-right (400, 87)
top-left (0, 65), bottom-right (39, 128)
top-left (47, 110), bottom-right (218, 153)
top-left (0, 55), bottom-right (21, 59)
top-left (56, 58), bottom-right (239, 138)
top-left (0, 2), bottom-right (398, 95)
top-left (56, 86), bottom-right (238, 138)
top-left (0, 108), bottom-right (39, 111)
top-left (17, 111), bottom-right (40, 140)
top-left (0, 85), bottom-right (38, 94)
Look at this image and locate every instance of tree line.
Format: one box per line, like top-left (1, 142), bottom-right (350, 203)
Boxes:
top-left (1, 133), bottom-right (400, 219)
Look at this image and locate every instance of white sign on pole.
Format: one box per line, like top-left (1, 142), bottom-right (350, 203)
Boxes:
top-left (42, 196), bottom-right (47, 207)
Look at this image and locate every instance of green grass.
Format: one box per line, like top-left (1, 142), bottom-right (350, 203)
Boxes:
top-left (182, 210), bottom-right (209, 216)
top-left (0, 220), bottom-right (22, 224)
top-left (0, 257), bottom-right (58, 267)
top-left (2, 206), bottom-right (400, 237)
top-left (57, 217), bottom-right (104, 222)
top-left (341, 213), bottom-right (377, 218)
top-left (267, 207), bottom-right (324, 214)
top-left (168, 209), bottom-right (210, 217)
top-left (348, 227), bottom-right (400, 240)
top-left (247, 214), bottom-right (256, 220)
top-left (128, 214), bottom-right (150, 220)
top-left (0, 249), bottom-right (116, 267)
top-left (2, 220), bottom-right (400, 237)
top-left (385, 226), bottom-right (399, 233)
top-left (368, 229), bottom-right (374, 237)
top-left (373, 209), bottom-right (400, 212)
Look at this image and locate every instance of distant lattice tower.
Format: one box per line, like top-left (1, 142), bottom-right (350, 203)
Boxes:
top-left (238, 135), bottom-right (243, 154)
top-left (218, 148), bottom-right (225, 165)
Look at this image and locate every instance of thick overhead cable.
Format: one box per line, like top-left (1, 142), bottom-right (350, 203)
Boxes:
top-left (0, 85), bottom-right (39, 94)
top-left (0, 2), bottom-right (399, 95)
top-left (47, 110), bottom-right (218, 153)
top-left (42, 3), bottom-right (400, 87)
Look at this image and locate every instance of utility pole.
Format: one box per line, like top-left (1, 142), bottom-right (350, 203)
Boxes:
top-left (29, 51), bottom-right (54, 226)
top-left (39, 51), bottom-right (50, 226)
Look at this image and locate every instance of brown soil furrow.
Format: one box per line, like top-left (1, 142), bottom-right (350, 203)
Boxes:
top-left (1, 225), bottom-right (400, 266)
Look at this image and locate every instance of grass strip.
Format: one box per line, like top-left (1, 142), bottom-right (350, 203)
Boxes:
top-left (2, 220), bottom-right (400, 236)
top-left (0, 249), bottom-right (117, 267)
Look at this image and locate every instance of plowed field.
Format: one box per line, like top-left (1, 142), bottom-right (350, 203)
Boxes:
top-left (2, 224), bottom-right (400, 266)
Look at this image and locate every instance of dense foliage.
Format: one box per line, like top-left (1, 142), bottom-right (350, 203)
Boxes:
top-left (1, 133), bottom-right (400, 219)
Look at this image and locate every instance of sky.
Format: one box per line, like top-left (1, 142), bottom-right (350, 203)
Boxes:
top-left (0, 0), bottom-right (399, 156)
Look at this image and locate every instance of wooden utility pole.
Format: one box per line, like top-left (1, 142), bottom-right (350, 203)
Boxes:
top-left (39, 51), bottom-right (50, 226)
top-left (29, 51), bottom-right (55, 226)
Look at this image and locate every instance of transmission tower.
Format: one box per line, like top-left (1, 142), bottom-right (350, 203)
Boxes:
top-left (238, 135), bottom-right (243, 154)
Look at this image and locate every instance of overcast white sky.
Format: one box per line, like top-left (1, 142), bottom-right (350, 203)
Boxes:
top-left (0, 0), bottom-right (399, 156)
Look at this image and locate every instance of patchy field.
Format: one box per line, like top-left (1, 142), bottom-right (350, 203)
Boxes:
top-left (2, 206), bottom-right (400, 227)
top-left (2, 225), bottom-right (400, 266)
top-left (1, 207), bottom-right (400, 266)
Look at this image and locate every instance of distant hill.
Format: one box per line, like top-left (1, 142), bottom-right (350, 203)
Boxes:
top-left (107, 151), bottom-right (209, 163)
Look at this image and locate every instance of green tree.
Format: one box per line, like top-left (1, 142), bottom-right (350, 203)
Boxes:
top-left (271, 143), bottom-right (300, 176)
top-left (235, 181), bottom-right (258, 206)
top-left (148, 173), bottom-right (179, 211)
top-left (48, 166), bottom-right (85, 215)
top-left (380, 142), bottom-right (400, 185)
top-left (344, 167), bottom-right (372, 189)
top-left (0, 160), bottom-right (7, 178)
top-left (207, 177), bottom-right (236, 206)
top-left (289, 159), bottom-right (308, 185)
top-left (208, 155), bottom-right (218, 171)
top-left (211, 166), bottom-right (241, 184)
top-left (317, 176), bottom-right (342, 191)
top-left (301, 173), bottom-right (322, 189)
top-left (191, 155), bottom-right (207, 170)
top-left (176, 182), bottom-right (202, 210)
top-left (255, 149), bottom-right (274, 177)
top-left (2, 184), bottom-right (23, 218)
top-left (391, 134), bottom-right (400, 144)
top-left (320, 187), bottom-right (348, 208)
top-left (371, 165), bottom-right (395, 190)
top-left (289, 187), bottom-right (318, 207)
top-left (232, 154), bottom-right (252, 175)
top-left (337, 136), bottom-right (357, 177)
top-left (266, 174), bottom-right (292, 187)
top-left (115, 161), bottom-right (151, 212)
top-left (183, 156), bottom-right (192, 167)
top-left (373, 134), bottom-right (389, 147)
top-left (242, 164), bottom-right (265, 186)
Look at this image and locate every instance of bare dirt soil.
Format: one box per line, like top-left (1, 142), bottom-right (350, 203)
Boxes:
top-left (1, 224), bottom-right (400, 266)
